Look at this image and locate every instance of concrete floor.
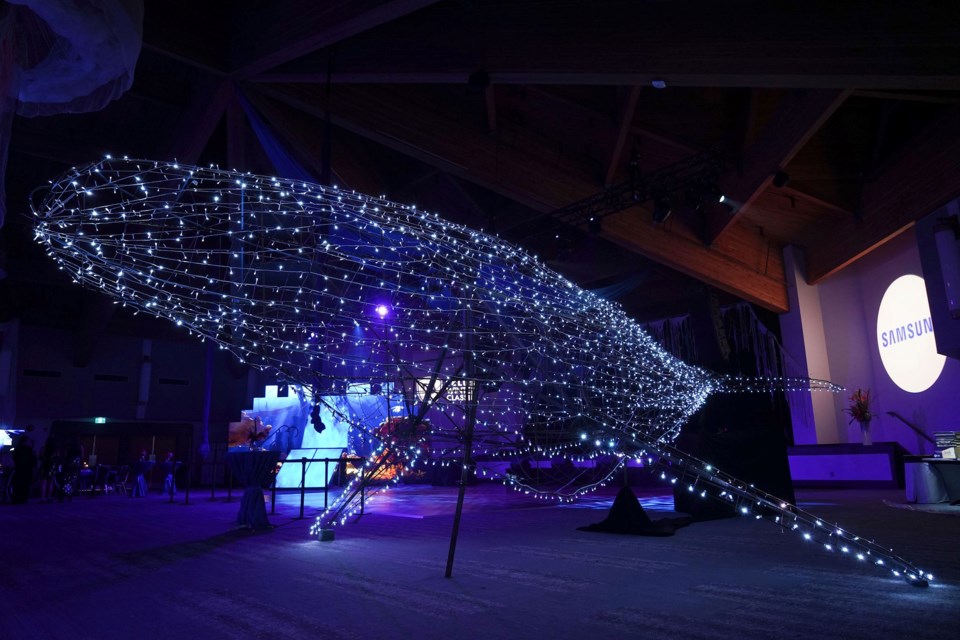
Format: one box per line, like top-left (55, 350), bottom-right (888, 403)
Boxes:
top-left (2, 483), bottom-right (958, 640)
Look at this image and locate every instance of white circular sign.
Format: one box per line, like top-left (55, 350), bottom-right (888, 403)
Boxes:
top-left (876, 275), bottom-right (945, 393)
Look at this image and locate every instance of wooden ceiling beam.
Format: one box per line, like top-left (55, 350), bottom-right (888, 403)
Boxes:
top-left (708, 89), bottom-right (851, 244)
top-left (231, 0), bottom-right (441, 77)
top-left (325, 135), bottom-right (393, 197)
top-left (141, 43), bottom-right (226, 78)
top-left (499, 85), bottom-right (698, 182)
top-left (484, 85), bottom-right (498, 135)
top-left (141, 1), bottom-right (230, 77)
top-left (263, 84), bottom-right (596, 210)
top-left (242, 89), bottom-right (385, 195)
top-left (604, 86), bottom-right (641, 187)
top-left (779, 186), bottom-right (854, 218)
top-left (805, 108), bottom-right (960, 283)
top-left (441, 174), bottom-right (492, 227)
top-left (631, 127), bottom-right (701, 156)
top-left (225, 84), bottom-right (247, 170)
top-left (167, 80), bottom-right (232, 164)
top-left (852, 90), bottom-right (960, 106)
top-left (257, 83), bottom-right (788, 311)
top-left (253, 1), bottom-right (960, 89)
top-left (602, 208), bottom-right (787, 312)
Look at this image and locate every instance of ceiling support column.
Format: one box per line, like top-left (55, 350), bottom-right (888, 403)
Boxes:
top-left (779, 245), bottom-right (841, 445)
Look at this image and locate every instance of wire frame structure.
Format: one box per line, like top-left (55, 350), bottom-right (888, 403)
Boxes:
top-left (31, 158), bottom-right (930, 586)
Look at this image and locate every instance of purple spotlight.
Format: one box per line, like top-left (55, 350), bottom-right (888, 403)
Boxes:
top-left (375, 304), bottom-right (389, 318)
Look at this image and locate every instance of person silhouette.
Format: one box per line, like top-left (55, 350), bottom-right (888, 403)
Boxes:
top-left (11, 434), bottom-right (37, 504)
top-left (162, 451), bottom-right (177, 496)
top-left (38, 436), bottom-right (59, 503)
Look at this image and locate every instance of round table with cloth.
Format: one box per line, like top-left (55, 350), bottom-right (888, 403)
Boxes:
top-left (129, 460), bottom-right (154, 497)
top-left (227, 450), bottom-right (280, 530)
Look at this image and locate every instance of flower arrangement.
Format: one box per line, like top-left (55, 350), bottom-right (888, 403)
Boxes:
top-left (844, 388), bottom-right (873, 425)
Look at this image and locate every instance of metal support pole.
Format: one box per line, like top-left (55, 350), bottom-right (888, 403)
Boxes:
top-left (270, 474), bottom-right (277, 515)
top-left (184, 457), bottom-right (191, 505)
top-left (446, 306), bottom-right (478, 579)
top-left (324, 459), bottom-right (329, 509)
top-left (445, 387), bottom-right (478, 578)
top-left (299, 457), bottom-right (307, 519)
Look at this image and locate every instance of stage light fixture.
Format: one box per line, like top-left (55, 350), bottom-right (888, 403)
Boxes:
top-left (588, 216), bottom-right (602, 234)
top-left (652, 196), bottom-right (672, 223)
top-left (719, 195), bottom-right (743, 214)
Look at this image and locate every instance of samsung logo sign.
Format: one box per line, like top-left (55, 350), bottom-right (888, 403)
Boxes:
top-left (879, 316), bottom-right (934, 347)
top-left (876, 275), bottom-right (945, 393)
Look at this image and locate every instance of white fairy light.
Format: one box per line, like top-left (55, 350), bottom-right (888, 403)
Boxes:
top-left (31, 158), bottom-right (929, 587)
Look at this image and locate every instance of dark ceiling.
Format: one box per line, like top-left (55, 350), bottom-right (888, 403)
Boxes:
top-left (4, 0), bottom-right (960, 336)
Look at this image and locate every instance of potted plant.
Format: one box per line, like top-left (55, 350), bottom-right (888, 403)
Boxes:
top-left (844, 388), bottom-right (874, 445)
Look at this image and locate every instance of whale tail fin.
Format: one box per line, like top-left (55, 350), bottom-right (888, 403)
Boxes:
top-left (713, 374), bottom-right (843, 395)
top-left (644, 439), bottom-right (930, 587)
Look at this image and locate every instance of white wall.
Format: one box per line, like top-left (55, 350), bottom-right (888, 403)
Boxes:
top-left (786, 228), bottom-right (960, 454)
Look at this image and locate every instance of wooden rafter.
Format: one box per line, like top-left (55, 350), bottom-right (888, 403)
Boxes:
top-left (243, 89), bottom-right (384, 195)
top-left (252, 1), bottom-right (960, 89)
top-left (225, 83), bottom-right (247, 169)
top-left (484, 85), bottom-right (497, 135)
top-left (852, 90), bottom-right (960, 106)
top-left (256, 82), bottom-right (788, 311)
top-left (805, 108), bottom-right (960, 283)
top-left (167, 80), bottom-right (232, 164)
top-left (708, 89), bottom-right (851, 244)
top-left (779, 186), bottom-right (854, 218)
top-left (604, 86), bottom-right (641, 187)
top-left (230, 0), bottom-right (442, 77)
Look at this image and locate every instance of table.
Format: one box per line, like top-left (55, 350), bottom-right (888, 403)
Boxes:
top-left (161, 461), bottom-right (182, 496)
top-left (227, 450), bottom-right (280, 530)
top-left (905, 458), bottom-right (960, 504)
top-left (130, 460), bottom-right (154, 497)
top-left (78, 468), bottom-right (93, 494)
top-left (924, 458), bottom-right (960, 505)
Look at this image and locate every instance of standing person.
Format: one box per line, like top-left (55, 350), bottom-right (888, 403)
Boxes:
top-left (162, 451), bottom-right (177, 496)
top-left (38, 436), bottom-right (59, 503)
top-left (11, 435), bottom-right (37, 504)
top-left (131, 449), bottom-right (149, 497)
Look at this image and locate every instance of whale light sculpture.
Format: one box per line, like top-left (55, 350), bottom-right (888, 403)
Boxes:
top-left (32, 157), bottom-right (930, 586)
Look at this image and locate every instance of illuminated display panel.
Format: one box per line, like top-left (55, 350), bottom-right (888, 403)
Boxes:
top-left (876, 275), bottom-right (945, 393)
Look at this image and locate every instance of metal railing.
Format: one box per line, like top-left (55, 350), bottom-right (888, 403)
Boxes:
top-left (46, 454), bottom-right (370, 520)
top-left (163, 454), bottom-right (367, 519)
